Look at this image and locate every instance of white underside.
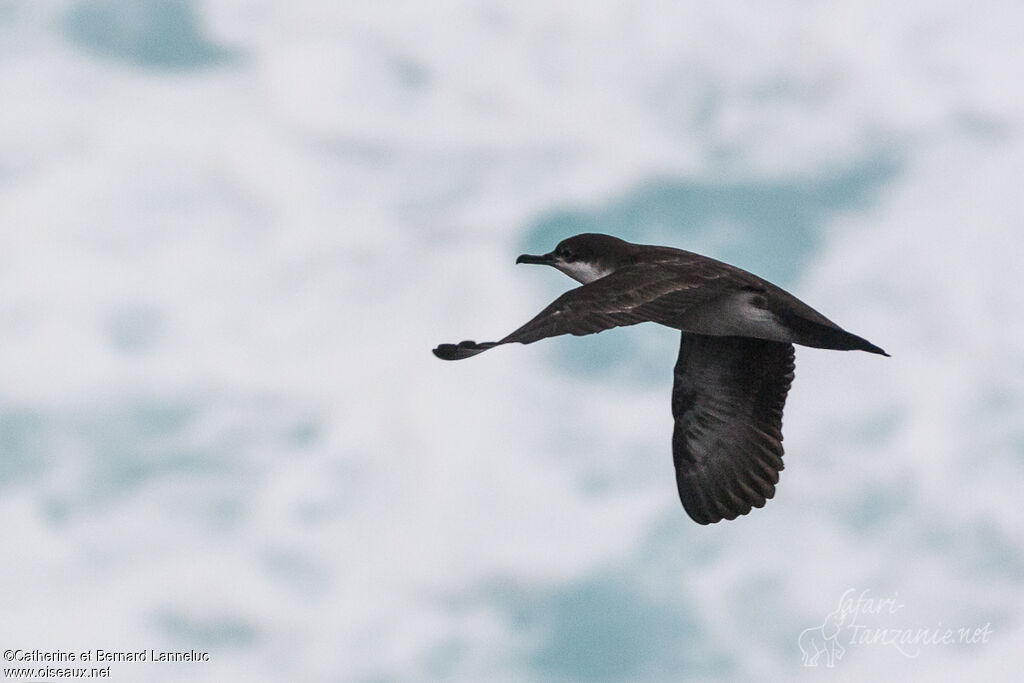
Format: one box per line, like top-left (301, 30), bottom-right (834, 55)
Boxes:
top-left (682, 291), bottom-right (793, 342)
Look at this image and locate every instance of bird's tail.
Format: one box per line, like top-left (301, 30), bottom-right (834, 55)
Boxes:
top-left (779, 314), bottom-right (889, 356)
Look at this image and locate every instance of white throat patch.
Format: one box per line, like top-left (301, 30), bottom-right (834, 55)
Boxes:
top-left (556, 261), bottom-right (613, 284)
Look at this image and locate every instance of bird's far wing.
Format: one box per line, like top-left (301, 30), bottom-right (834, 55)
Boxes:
top-left (433, 263), bottom-right (713, 360)
top-left (671, 333), bottom-right (795, 524)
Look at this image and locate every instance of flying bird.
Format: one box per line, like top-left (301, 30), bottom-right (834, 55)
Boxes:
top-left (433, 234), bottom-right (887, 524)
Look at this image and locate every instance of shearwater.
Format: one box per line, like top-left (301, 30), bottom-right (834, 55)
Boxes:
top-left (433, 233), bottom-right (887, 524)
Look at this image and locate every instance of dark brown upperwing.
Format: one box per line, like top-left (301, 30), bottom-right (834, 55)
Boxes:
top-left (672, 333), bottom-right (795, 524)
top-left (433, 261), bottom-right (744, 360)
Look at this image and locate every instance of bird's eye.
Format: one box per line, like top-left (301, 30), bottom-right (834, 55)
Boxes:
top-left (558, 248), bottom-right (573, 260)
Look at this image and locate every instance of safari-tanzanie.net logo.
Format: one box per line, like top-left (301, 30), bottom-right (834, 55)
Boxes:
top-left (798, 588), bottom-right (993, 667)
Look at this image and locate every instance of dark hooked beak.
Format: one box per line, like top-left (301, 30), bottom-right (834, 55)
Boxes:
top-left (516, 252), bottom-right (555, 265)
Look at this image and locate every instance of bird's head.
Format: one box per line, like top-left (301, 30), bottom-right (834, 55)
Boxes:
top-left (516, 233), bottom-right (638, 284)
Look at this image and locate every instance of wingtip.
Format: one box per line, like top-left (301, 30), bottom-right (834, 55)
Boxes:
top-left (432, 345), bottom-right (455, 360)
top-left (432, 340), bottom-right (496, 360)
top-left (432, 343), bottom-right (467, 360)
top-left (683, 503), bottom-right (753, 525)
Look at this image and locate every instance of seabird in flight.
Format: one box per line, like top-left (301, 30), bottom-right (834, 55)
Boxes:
top-left (433, 233), bottom-right (887, 524)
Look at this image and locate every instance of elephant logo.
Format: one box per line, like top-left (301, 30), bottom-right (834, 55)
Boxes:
top-left (798, 608), bottom-right (848, 667)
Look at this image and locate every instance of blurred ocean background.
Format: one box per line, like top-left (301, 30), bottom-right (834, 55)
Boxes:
top-left (1, 1), bottom-right (1022, 681)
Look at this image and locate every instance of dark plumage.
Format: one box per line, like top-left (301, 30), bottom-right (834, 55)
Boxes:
top-left (434, 233), bottom-right (887, 524)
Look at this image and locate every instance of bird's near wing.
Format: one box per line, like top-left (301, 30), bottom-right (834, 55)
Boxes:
top-left (671, 333), bottom-right (795, 524)
top-left (433, 263), bottom-right (728, 360)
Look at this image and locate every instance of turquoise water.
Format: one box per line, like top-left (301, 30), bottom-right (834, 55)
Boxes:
top-left (1, 2), bottom-right (1021, 681)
